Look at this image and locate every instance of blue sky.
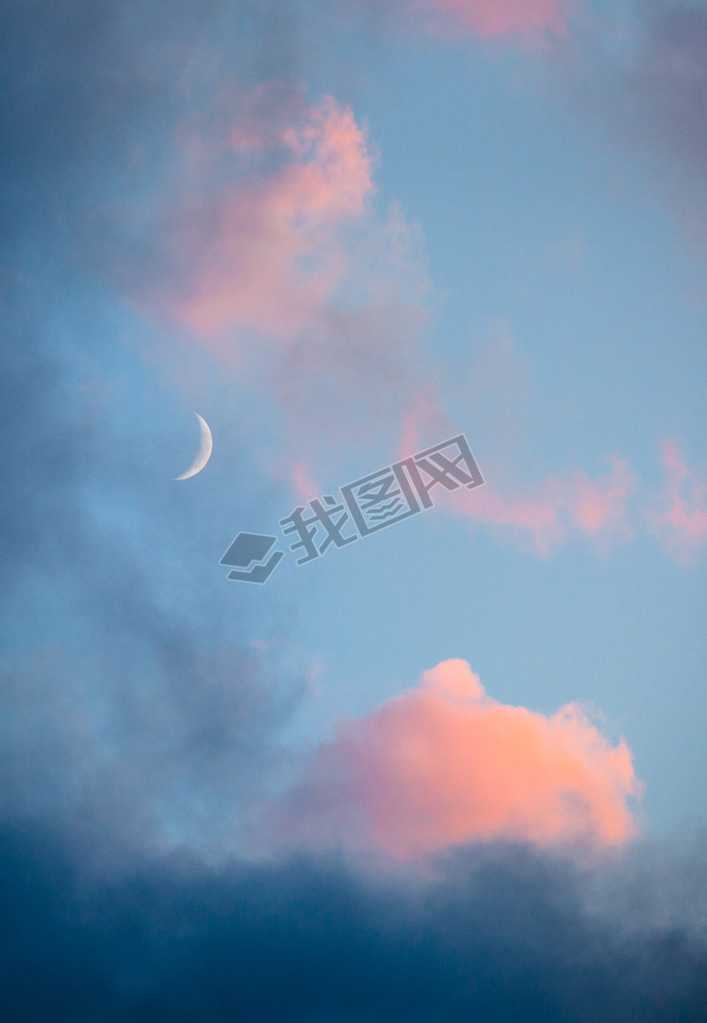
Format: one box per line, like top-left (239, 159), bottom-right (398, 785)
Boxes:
top-left (205, 8), bottom-right (707, 834)
top-left (1, 1), bottom-right (706, 1018)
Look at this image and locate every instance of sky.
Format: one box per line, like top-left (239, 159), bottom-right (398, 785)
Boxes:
top-left (1, 0), bottom-right (706, 1019)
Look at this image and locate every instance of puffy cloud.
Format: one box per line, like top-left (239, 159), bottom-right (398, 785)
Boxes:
top-left (648, 439), bottom-right (707, 561)
top-left (271, 659), bottom-right (640, 859)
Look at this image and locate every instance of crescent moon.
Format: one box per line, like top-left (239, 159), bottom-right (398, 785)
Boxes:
top-left (174, 413), bottom-right (213, 480)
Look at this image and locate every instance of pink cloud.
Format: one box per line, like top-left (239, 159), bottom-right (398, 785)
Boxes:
top-left (111, 86), bottom-right (428, 442)
top-left (391, 336), bottom-right (635, 557)
top-left (393, 393), bottom-right (706, 564)
top-left (289, 460), bottom-right (321, 503)
top-left (446, 455), bottom-right (636, 555)
top-left (272, 660), bottom-right (640, 860)
top-left (416, 0), bottom-right (568, 39)
top-left (648, 440), bottom-right (707, 561)
top-left (169, 95), bottom-right (375, 342)
top-left (396, 385), bottom-right (455, 459)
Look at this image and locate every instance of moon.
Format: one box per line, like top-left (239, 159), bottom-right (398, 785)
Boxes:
top-left (173, 413), bottom-right (213, 480)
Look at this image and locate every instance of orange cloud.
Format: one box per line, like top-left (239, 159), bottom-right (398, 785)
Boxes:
top-left (272, 660), bottom-right (640, 860)
top-left (648, 440), bottom-right (707, 561)
top-left (417, 0), bottom-right (568, 38)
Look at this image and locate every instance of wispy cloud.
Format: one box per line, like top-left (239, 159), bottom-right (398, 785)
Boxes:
top-left (394, 376), bottom-right (707, 563)
top-left (417, 0), bottom-right (569, 39)
top-left (648, 439), bottom-right (707, 562)
top-left (170, 94), bottom-right (374, 342)
top-left (105, 83), bottom-right (430, 457)
top-left (110, 85), bottom-right (427, 361)
top-left (448, 455), bottom-right (637, 555)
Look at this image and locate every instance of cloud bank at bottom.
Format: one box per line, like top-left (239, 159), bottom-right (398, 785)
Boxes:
top-left (1, 822), bottom-right (706, 1022)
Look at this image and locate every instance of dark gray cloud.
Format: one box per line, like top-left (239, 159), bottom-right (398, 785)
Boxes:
top-left (620, 1), bottom-right (707, 187)
top-left (0, 824), bottom-right (706, 1022)
top-left (0, 283), bottom-right (87, 578)
top-left (0, 275), bottom-right (300, 859)
top-left (617, 1), bottom-right (707, 247)
top-left (0, 0), bottom-right (302, 223)
top-left (556, 1), bottom-right (707, 244)
top-left (0, 0), bottom-right (306, 864)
